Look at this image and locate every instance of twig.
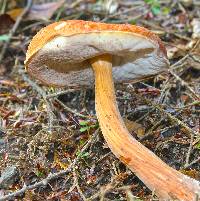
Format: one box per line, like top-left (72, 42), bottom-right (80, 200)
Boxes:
top-left (169, 40), bottom-right (200, 70)
top-left (55, 98), bottom-right (88, 118)
top-left (46, 89), bottom-right (78, 99)
top-left (134, 108), bottom-right (155, 123)
top-left (140, 118), bottom-right (164, 140)
top-left (0, 0), bottom-right (32, 62)
top-left (131, 89), bottom-right (200, 137)
top-left (158, 54), bottom-right (189, 103)
top-left (0, 0), bottom-right (7, 14)
top-left (20, 68), bottom-right (88, 119)
top-left (68, 161), bottom-right (87, 201)
top-left (0, 129), bottom-right (99, 201)
top-left (107, 11), bottom-right (148, 24)
top-left (87, 178), bottom-right (120, 201)
top-left (169, 69), bottom-right (200, 100)
top-left (154, 104), bottom-right (199, 137)
top-left (68, 0), bottom-right (85, 8)
top-left (21, 71), bottom-right (46, 97)
top-left (141, 125), bottom-right (180, 141)
top-left (159, 40), bottom-right (200, 103)
top-left (184, 156), bottom-right (200, 169)
top-left (20, 70), bottom-right (55, 131)
top-left (140, 20), bottom-right (191, 41)
top-left (171, 55), bottom-right (189, 69)
top-left (101, 4), bottom-right (144, 22)
top-left (184, 134), bottom-right (194, 168)
top-left (86, 173), bottom-right (131, 201)
top-left (174, 101), bottom-right (200, 110)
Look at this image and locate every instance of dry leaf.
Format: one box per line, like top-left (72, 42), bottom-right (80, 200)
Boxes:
top-left (0, 14), bottom-right (14, 35)
top-left (7, 8), bottom-right (23, 20)
top-left (124, 118), bottom-right (145, 138)
top-left (53, 152), bottom-right (68, 170)
top-left (166, 44), bottom-right (187, 59)
top-left (6, 0), bottom-right (64, 21)
top-left (26, 0), bottom-right (65, 21)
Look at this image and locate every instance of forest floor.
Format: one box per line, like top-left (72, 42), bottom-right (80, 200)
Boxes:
top-left (0, 0), bottom-right (200, 200)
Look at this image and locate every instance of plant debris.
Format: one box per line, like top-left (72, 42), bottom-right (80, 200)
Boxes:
top-left (0, 0), bottom-right (199, 200)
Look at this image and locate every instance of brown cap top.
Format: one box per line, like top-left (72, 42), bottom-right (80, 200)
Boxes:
top-left (25, 20), bottom-right (169, 87)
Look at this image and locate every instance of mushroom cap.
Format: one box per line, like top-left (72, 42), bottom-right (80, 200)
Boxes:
top-left (25, 20), bottom-right (169, 87)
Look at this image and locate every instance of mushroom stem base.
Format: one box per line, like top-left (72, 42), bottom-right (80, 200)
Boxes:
top-left (90, 54), bottom-right (200, 201)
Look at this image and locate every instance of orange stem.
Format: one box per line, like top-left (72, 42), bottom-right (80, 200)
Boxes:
top-left (90, 54), bottom-right (200, 200)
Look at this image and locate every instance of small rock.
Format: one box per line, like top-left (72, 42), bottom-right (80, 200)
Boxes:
top-left (0, 166), bottom-right (19, 189)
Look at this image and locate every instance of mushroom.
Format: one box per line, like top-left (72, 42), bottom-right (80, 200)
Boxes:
top-left (25, 20), bottom-right (200, 200)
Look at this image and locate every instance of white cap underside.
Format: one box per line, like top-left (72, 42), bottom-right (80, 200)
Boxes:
top-left (28, 32), bottom-right (168, 87)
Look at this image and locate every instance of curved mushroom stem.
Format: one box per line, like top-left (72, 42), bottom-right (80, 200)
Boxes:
top-left (90, 54), bottom-right (200, 201)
